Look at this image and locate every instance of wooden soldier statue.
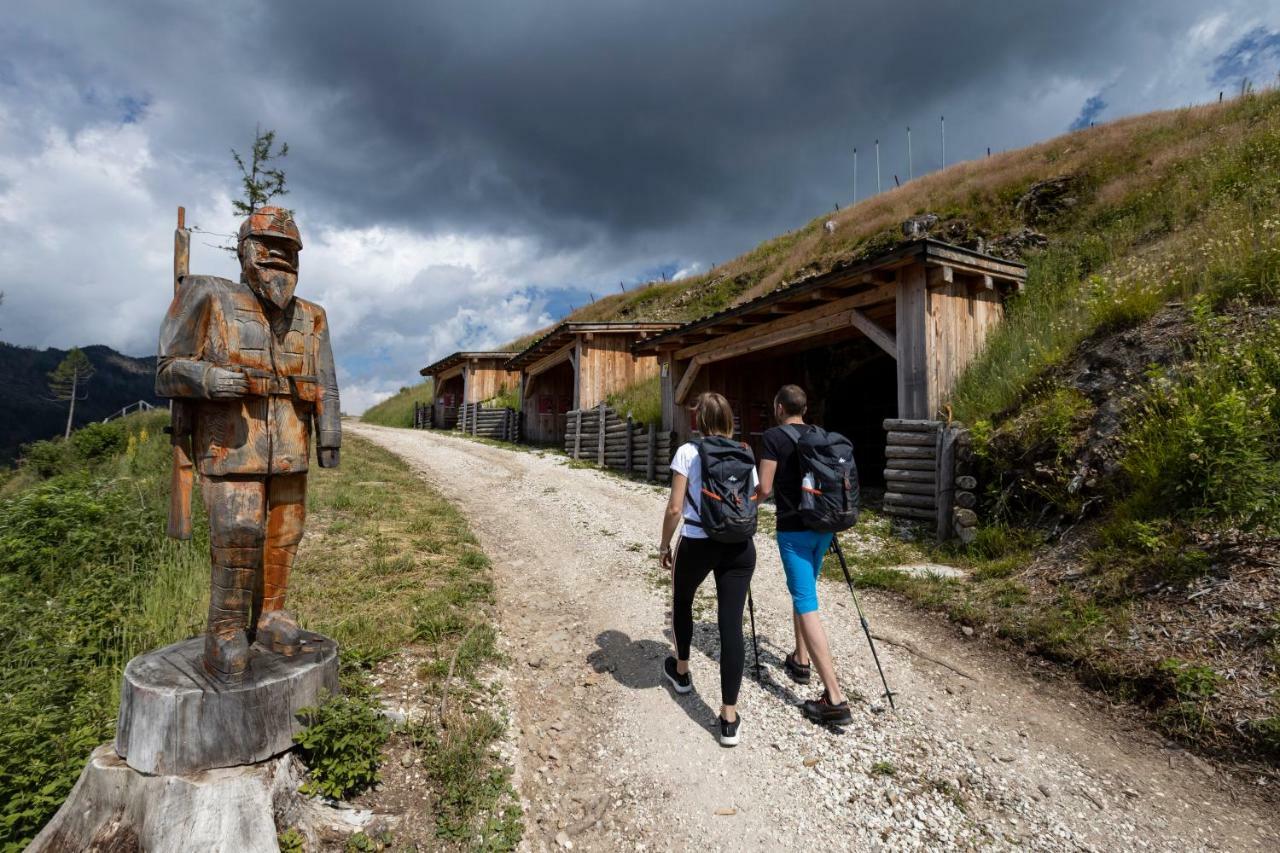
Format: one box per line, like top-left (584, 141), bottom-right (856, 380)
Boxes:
top-left (156, 206), bottom-right (341, 683)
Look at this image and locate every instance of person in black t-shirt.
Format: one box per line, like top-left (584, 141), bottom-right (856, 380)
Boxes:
top-left (757, 384), bottom-right (852, 725)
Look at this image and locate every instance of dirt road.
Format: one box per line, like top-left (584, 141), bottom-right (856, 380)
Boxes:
top-left (350, 423), bottom-right (1277, 852)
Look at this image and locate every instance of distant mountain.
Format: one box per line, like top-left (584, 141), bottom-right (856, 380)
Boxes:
top-left (0, 341), bottom-right (162, 464)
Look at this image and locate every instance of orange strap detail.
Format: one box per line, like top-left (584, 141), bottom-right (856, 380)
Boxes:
top-left (700, 488), bottom-right (724, 502)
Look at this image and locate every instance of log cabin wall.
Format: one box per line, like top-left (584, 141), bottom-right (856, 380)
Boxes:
top-left (577, 333), bottom-right (663, 411)
top-left (463, 360), bottom-right (520, 404)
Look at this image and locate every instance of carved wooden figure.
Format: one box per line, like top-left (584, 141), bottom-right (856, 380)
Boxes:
top-left (156, 206), bottom-right (341, 682)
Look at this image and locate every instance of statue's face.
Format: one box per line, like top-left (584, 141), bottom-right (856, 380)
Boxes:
top-left (241, 235), bottom-right (299, 310)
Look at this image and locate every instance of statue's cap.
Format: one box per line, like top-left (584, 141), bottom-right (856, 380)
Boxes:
top-left (237, 206), bottom-right (302, 250)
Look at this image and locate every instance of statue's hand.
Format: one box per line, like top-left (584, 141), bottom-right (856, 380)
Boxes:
top-left (318, 447), bottom-right (340, 468)
top-left (208, 367), bottom-right (250, 399)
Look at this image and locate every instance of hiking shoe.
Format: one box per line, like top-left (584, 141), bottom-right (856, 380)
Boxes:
top-left (719, 713), bottom-right (741, 747)
top-left (663, 656), bottom-right (692, 694)
top-left (801, 690), bottom-right (853, 725)
top-left (784, 651), bottom-right (812, 685)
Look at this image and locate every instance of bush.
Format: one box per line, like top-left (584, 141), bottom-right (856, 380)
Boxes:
top-left (69, 421), bottom-right (127, 461)
top-left (294, 694), bottom-right (390, 800)
top-left (1120, 317), bottom-right (1280, 528)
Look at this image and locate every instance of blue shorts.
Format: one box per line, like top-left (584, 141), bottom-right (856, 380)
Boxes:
top-left (777, 530), bottom-right (834, 615)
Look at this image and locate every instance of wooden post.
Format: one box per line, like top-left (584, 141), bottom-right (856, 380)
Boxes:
top-left (597, 401), bottom-right (607, 467)
top-left (646, 422), bottom-right (657, 482)
top-left (624, 415), bottom-right (634, 474)
top-left (895, 265), bottom-right (930, 419)
top-left (573, 411), bottom-right (583, 459)
top-left (935, 426), bottom-right (957, 542)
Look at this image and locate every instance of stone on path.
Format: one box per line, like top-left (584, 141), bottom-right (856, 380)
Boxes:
top-left (888, 563), bottom-right (970, 580)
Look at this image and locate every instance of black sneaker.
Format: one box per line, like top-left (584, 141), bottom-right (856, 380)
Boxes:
top-left (801, 690), bottom-right (853, 725)
top-left (663, 656), bottom-right (692, 694)
top-left (784, 651), bottom-right (812, 685)
top-left (719, 713), bottom-right (741, 747)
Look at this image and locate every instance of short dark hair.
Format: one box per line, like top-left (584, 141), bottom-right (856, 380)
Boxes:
top-left (694, 392), bottom-right (735, 437)
top-left (774, 385), bottom-right (807, 417)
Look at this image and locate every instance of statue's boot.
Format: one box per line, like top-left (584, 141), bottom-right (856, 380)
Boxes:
top-left (257, 609), bottom-right (307, 656)
top-left (204, 561), bottom-right (255, 683)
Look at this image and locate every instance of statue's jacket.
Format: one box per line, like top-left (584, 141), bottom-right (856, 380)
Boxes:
top-left (157, 275), bottom-right (341, 477)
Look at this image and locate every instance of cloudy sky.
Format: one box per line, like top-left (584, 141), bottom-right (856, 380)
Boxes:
top-left (2, 1), bottom-right (1279, 412)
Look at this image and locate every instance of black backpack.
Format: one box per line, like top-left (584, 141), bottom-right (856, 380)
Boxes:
top-left (686, 437), bottom-right (758, 543)
top-left (781, 425), bottom-right (860, 532)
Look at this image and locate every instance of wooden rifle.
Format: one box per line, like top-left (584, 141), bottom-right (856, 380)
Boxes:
top-left (166, 206), bottom-right (194, 539)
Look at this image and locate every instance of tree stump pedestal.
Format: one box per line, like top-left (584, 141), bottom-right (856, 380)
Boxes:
top-left (30, 633), bottom-right (341, 851)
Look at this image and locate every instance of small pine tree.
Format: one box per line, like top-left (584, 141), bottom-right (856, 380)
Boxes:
top-left (231, 126), bottom-right (289, 215)
top-left (48, 347), bottom-right (95, 438)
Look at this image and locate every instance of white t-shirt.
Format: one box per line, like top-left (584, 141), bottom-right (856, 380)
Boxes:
top-left (670, 441), bottom-right (760, 539)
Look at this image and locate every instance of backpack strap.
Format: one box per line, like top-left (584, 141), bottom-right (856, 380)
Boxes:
top-left (779, 424), bottom-right (802, 446)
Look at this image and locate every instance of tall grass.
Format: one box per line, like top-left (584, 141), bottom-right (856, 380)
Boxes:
top-left (362, 379), bottom-right (433, 427)
top-left (606, 373), bottom-right (662, 425)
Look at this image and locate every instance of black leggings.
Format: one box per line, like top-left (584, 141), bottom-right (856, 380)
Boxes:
top-left (671, 535), bottom-right (756, 706)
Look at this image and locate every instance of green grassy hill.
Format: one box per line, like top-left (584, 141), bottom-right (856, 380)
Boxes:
top-left (361, 378), bottom-right (433, 427)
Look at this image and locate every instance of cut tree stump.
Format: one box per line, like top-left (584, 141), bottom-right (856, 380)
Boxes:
top-left (115, 633), bottom-right (339, 776)
top-left (30, 744), bottom-right (383, 853)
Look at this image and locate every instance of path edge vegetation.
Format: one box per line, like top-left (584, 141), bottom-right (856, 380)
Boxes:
top-left (0, 411), bottom-right (522, 851)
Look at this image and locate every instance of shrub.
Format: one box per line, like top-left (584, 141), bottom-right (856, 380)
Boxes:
top-left (1119, 318), bottom-right (1280, 528)
top-left (69, 421), bottom-right (128, 461)
top-left (294, 694), bottom-right (390, 800)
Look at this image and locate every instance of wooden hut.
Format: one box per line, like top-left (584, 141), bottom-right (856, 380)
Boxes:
top-left (507, 322), bottom-right (678, 445)
top-left (419, 351), bottom-right (519, 429)
top-left (632, 239), bottom-right (1025, 521)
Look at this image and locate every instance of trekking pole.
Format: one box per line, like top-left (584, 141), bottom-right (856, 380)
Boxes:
top-left (746, 587), bottom-right (763, 681)
top-left (829, 537), bottom-right (897, 709)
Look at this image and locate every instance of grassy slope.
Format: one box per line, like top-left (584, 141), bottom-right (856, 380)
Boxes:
top-left (362, 378), bottom-right (433, 427)
top-left (0, 413), bottom-right (519, 850)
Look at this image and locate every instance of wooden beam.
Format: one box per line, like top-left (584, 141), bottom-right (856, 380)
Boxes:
top-left (926, 265), bottom-right (954, 287)
top-left (673, 355), bottom-right (707, 405)
top-left (674, 282), bottom-right (895, 361)
top-left (981, 274), bottom-right (994, 291)
top-left (525, 341), bottom-right (575, 379)
top-left (849, 308), bottom-right (896, 357)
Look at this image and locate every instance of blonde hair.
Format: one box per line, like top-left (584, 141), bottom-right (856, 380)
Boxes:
top-left (694, 392), bottom-right (734, 437)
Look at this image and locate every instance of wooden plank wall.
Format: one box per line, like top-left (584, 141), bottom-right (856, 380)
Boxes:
top-left (466, 363), bottom-right (521, 404)
top-left (926, 277), bottom-right (1004, 415)
top-left (432, 374), bottom-right (464, 429)
top-left (578, 335), bottom-right (662, 410)
top-left (563, 403), bottom-right (673, 482)
top-left (522, 359), bottom-right (575, 445)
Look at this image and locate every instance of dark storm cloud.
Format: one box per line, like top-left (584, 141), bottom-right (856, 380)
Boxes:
top-left (2, 0), bottom-right (1275, 409)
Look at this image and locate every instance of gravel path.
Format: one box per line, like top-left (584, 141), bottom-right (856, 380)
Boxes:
top-left (350, 423), bottom-right (1277, 852)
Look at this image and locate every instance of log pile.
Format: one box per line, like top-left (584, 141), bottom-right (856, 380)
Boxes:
top-left (455, 403), bottom-right (519, 441)
top-left (882, 418), bottom-right (942, 522)
top-left (564, 402), bottom-right (673, 482)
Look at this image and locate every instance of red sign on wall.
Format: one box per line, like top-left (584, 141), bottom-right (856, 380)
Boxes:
top-left (538, 395), bottom-right (554, 414)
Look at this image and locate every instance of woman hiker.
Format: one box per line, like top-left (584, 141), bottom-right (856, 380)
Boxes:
top-left (757, 384), bottom-right (854, 726)
top-left (659, 392), bottom-right (759, 746)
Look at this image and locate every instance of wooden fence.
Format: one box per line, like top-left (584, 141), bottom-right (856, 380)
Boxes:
top-left (455, 403), bottom-right (520, 442)
top-left (881, 418), bottom-right (978, 542)
top-left (563, 402), bottom-right (673, 482)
